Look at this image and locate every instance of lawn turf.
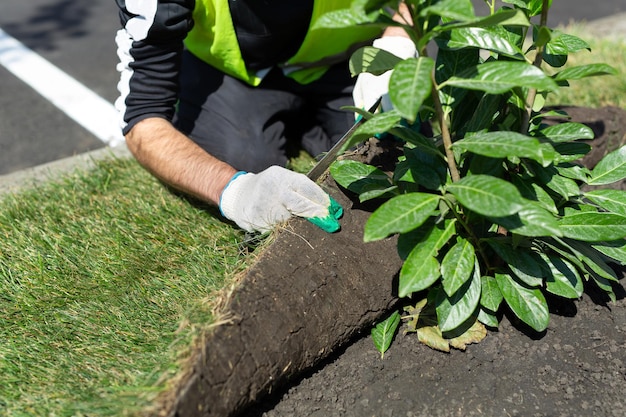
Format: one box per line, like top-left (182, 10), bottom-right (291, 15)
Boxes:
top-left (0, 156), bottom-right (250, 416)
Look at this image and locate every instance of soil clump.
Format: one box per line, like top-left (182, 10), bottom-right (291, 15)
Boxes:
top-left (239, 106), bottom-right (626, 417)
top-left (154, 106), bottom-right (625, 417)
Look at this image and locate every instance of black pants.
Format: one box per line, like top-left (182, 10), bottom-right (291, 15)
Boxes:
top-left (173, 50), bottom-right (355, 173)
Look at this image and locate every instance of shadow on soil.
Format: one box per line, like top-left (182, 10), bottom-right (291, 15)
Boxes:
top-left (233, 106), bottom-right (626, 417)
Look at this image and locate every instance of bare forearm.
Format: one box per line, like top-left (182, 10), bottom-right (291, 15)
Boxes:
top-left (383, 2), bottom-right (413, 37)
top-left (125, 117), bottom-right (237, 205)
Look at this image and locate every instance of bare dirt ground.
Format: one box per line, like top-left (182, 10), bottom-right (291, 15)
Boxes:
top-left (237, 106), bottom-right (626, 417)
top-left (246, 289), bottom-right (626, 417)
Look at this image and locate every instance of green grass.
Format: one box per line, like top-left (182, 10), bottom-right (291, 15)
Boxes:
top-left (288, 149), bottom-right (317, 174)
top-left (0, 156), bottom-right (251, 416)
top-left (545, 24), bottom-right (626, 109)
top-left (1, 20), bottom-right (624, 417)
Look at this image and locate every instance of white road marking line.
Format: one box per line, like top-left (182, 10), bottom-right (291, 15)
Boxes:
top-left (0, 27), bottom-right (124, 147)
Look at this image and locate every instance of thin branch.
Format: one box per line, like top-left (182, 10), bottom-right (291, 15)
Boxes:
top-left (430, 73), bottom-right (461, 182)
top-left (520, 0), bottom-right (550, 133)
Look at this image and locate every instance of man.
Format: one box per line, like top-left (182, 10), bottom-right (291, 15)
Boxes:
top-left (115, 0), bottom-right (414, 233)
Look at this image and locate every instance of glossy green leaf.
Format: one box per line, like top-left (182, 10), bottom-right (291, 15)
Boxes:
top-left (536, 122), bottom-right (594, 142)
top-left (477, 307), bottom-right (499, 328)
top-left (417, 5), bottom-right (529, 51)
top-left (389, 57), bottom-right (435, 123)
top-left (591, 274), bottom-right (616, 302)
top-left (396, 222), bottom-right (431, 261)
top-left (399, 250), bottom-right (441, 298)
top-left (446, 27), bottom-right (524, 58)
top-left (420, 0), bottom-right (475, 22)
top-left (490, 202), bottom-right (562, 237)
top-left (540, 239), bottom-right (586, 273)
top-left (359, 186), bottom-right (399, 202)
top-left (364, 193), bottom-right (440, 242)
top-left (546, 32), bottom-right (591, 54)
top-left (351, 110), bottom-right (402, 140)
top-left (399, 147), bottom-right (448, 191)
top-left (436, 260), bottom-right (482, 332)
top-left (349, 0), bottom-right (388, 14)
top-left (504, 0), bottom-right (553, 16)
top-left (502, 0), bottom-right (530, 9)
top-left (463, 94), bottom-right (505, 135)
top-left (554, 63), bottom-right (618, 82)
top-left (446, 175), bottom-right (525, 217)
top-left (556, 164), bottom-right (592, 183)
top-left (527, 0), bottom-right (553, 16)
top-left (544, 32), bottom-right (590, 67)
top-left (436, 48), bottom-right (479, 114)
top-left (467, 154), bottom-right (505, 177)
top-left (591, 239), bottom-right (626, 266)
top-left (441, 238), bottom-right (475, 296)
top-left (585, 189), bottom-right (626, 216)
top-left (331, 160), bottom-right (390, 190)
top-left (371, 311), bottom-right (401, 359)
top-left (545, 238), bottom-right (619, 290)
top-left (543, 50), bottom-right (567, 68)
top-left (441, 61), bottom-right (558, 94)
top-left (588, 146), bottom-right (626, 185)
top-left (439, 8), bottom-right (530, 31)
top-left (541, 253), bottom-right (583, 299)
top-left (486, 239), bottom-right (545, 287)
top-left (553, 142), bottom-right (592, 163)
top-left (496, 273), bottom-right (549, 332)
top-left (564, 239), bottom-right (620, 282)
top-left (452, 131), bottom-right (557, 166)
top-left (313, 8), bottom-right (379, 29)
top-left (349, 46), bottom-right (403, 77)
top-left (480, 275), bottom-right (503, 312)
top-left (510, 175), bottom-right (558, 214)
top-left (389, 126), bottom-right (442, 157)
top-left (542, 171), bottom-right (581, 201)
top-left (533, 24), bottom-right (552, 48)
top-left (558, 212), bottom-right (626, 241)
top-left (398, 219), bottom-right (457, 259)
top-left (397, 218), bottom-right (457, 260)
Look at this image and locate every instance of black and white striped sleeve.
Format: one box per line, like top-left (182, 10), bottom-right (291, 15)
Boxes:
top-left (114, 0), bottom-right (194, 135)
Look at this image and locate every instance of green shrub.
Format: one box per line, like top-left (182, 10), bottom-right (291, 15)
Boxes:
top-left (318, 0), bottom-right (626, 355)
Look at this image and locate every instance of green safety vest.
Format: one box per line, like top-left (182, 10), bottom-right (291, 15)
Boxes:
top-left (184, 0), bottom-right (382, 85)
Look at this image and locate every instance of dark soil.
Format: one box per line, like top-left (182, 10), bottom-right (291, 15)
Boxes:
top-left (237, 106), bottom-right (626, 417)
top-left (155, 107), bottom-right (626, 417)
top-left (152, 159), bottom-right (403, 417)
top-left (246, 290), bottom-right (626, 417)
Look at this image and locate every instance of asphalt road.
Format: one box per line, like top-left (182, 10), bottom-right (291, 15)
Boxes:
top-left (0, 0), bottom-right (624, 176)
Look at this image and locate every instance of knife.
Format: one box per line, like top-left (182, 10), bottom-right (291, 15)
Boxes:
top-left (307, 98), bottom-right (382, 181)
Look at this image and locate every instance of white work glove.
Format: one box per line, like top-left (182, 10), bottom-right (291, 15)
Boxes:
top-left (352, 36), bottom-right (418, 114)
top-left (219, 166), bottom-right (343, 234)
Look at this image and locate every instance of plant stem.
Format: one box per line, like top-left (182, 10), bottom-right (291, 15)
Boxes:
top-left (442, 197), bottom-right (493, 271)
top-left (520, 0), bottom-right (550, 133)
top-left (430, 74), bottom-right (461, 182)
top-left (416, 25), bottom-right (458, 181)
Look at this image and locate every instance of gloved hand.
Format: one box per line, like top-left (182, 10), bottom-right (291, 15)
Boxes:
top-left (219, 166), bottom-right (343, 234)
top-left (352, 36), bottom-right (418, 114)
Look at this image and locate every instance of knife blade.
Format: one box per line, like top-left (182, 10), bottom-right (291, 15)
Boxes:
top-left (307, 98), bottom-right (382, 181)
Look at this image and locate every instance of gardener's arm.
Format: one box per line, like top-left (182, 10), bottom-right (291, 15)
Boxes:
top-left (125, 119), bottom-right (342, 233)
top-left (115, 1), bottom-right (342, 233)
top-left (125, 118), bottom-right (236, 204)
top-left (115, 0), bottom-right (232, 203)
top-left (384, 2), bottom-right (413, 37)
